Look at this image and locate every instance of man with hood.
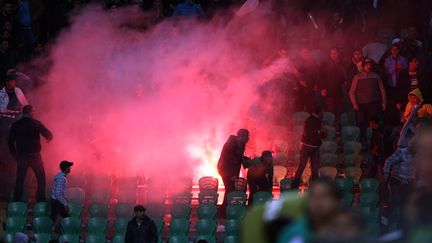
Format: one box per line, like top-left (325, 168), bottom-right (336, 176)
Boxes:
top-left (125, 205), bottom-right (158, 243)
top-left (218, 129), bottom-right (250, 214)
top-left (403, 88), bottom-right (432, 121)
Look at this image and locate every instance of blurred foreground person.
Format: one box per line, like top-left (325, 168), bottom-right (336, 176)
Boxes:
top-left (51, 161), bottom-right (73, 231)
top-left (217, 129), bottom-right (250, 216)
top-left (247, 150), bottom-right (274, 205)
top-left (277, 179), bottom-right (343, 243)
top-left (125, 205), bottom-right (158, 243)
top-left (291, 107), bottom-right (324, 189)
top-left (8, 105), bottom-right (52, 202)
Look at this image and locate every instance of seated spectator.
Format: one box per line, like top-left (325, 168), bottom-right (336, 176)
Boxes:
top-left (247, 150), bottom-right (274, 205)
top-left (403, 88), bottom-right (432, 121)
top-left (173, 0), bottom-right (206, 18)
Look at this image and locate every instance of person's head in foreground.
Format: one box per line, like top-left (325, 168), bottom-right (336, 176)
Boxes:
top-left (60, 161), bottom-right (73, 175)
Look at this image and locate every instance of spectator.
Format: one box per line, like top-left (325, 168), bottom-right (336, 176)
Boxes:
top-left (398, 27), bottom-right (423, 60)
top-left (383, 102), bottom-right (424, 228)
top-left (368, 115), bottom-right (384, 179)
top-left (8, 105), bottom-right (52, 202)
top-left (362, 35), bottom-right (387, 64)
top-left (172, 0), bottom-right (206, 18)
top-left (319, 47), bottom-right (346, 116)
top-left (293, 76), bottom-right (314, 112)
top-left (125, 205), bottom-right (158, 243)
top-left (247, 150), bottom-right (273, 205)
top-left (346, 48), bottom-right (365, 84)
top-left (278, 179), bottom-right (343, 243)
top-left (291, 107), bottom-right (323, 189)
top-left (217, 129), bottom-right (250, 216)
top-left (403, 88), bottom-right (432, 121)
top-left (51, 161), bottom-right (73, 230)
top-left (405, 57), bottom-right (426, 91)
top-left (349, 59), bottom-right (386, 143)
top-left (0, 75), bottom-right (28, 113)
top-left (384, 44), bottom-right (408, 105)
top-left (296, 47), bottom-right (319, 86)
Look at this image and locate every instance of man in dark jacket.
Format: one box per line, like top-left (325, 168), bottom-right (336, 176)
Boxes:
top-left (291, 107), bottom-right (323, 189)
top-left (8, 105), bottom-right (52, 202)
top-left (217, 129), bottom-right (249, 212)
top-left (125, 205), bottom-right (158, 243)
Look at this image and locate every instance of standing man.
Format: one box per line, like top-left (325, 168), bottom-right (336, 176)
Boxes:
top-left (125, 205), bottom-right (158, 243)
top-left (8, 105), bottom-right (52, 202)
top-left (384, 44), bottom-right (408, 109)
top-left (349, 59), bottom-right (387, 143)
top-left (291, 107), bottom-right (324, 189)
top-left (51, 161), bottom-right (73, 229)
top-left (217, 129), bottom-right (250, 214)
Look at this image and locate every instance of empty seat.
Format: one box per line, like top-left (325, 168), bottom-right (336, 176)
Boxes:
top-left (359, 193), bottom-right (380, 208)
top-left (342, 193), bottom-right (354, 207)
top-left (344, 167), bottom-right (362, 184)
top-left (195, 234), bottom-right (216, 243)
top-left (197, 204), bottom-right (217, 220)
top-left (114, 217), bottom-right (129, 235)
top-left (34, 233), bottom-right (51, 243)
top-left (323, 112), bottom-right (335, 126)
top-left (86, 234), bottom-right (106, 243)
top-left (68, 203), bottom-right (83, 218)
top-left (112, 234), bottom-right (125, 243)
top-left (33, 202), bottom-right (49, 217)
top-left (171, 204), bottom-right (191, 219)
top-left (319, 166), bottom-right (337, 180)
top-left (7, 202), bottom-right (27, 218)
top-left (198, 191), bottom-right (218, 205)
top-left (342, 126), bottom-right (360, 142)
top-left (87, 217), bottom-right (108, 234)
top-left (89, 203), bottom-right (109, 218)
top-left (226, 205), bottom-right (246, 220)
top-left (323, 125), bottom-right (336, 141)
top-left (341, 112), bottom-right (356, 127)
top-left (58, 234), bottom-right (79, 243)
top-left (227, 191), bottom-right (247, 205)
top-left (224, 235), bottom-right (238, 243)
top-left (32, 217), bottom-right (53, 234)
top-left (335, 178), bottom-right (354, 193)
top-left (169, 218), bottom-right (190, 236)
top-left (6, 216), bottom-right (26, 234)
top-left (253, 192), bottom-right (272, 204)
top-left (225, 219), bottom-right (241, 236)
top-left (320, 154), bottom-right (338, 167)
top-left (279, 178), bottom-right (293, 193)
top-left (60, 217), bottom-right (81, 234)
top-left (198, 177), bottom-right (219, 193)
top-left (344, 154), bottom-right (361, 167)
top-left (2, 233), bottom-right (14, 243)
top-left (196, 219), bottom-right (216, 235)
top-left (168, 235), bottom-right (188, 243)
top-left (320, 141), bottom-right (338, 155)
top-left (115, 202), bottom-right (135, 218)
top-left (360, 178), bottom-right (380, 193)
top-left (343, 141), bottom-right (362, 155)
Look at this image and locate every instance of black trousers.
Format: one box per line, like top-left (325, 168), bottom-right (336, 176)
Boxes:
top-left (357, 102), bottom-right (381, 143)
top-left (14, 153), bottom-right (46, 202)
top-left (291, 145), bottom-right (320, 188)
top-left (221, 176), bottom-right (236, 212)
top-left (388, 177), bottom-right (411, 229)
top-left (51, 199), bottom-right (68, 222)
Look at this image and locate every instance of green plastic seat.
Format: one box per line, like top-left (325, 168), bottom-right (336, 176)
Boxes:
top-left (198, 191), bottom-right (218, 205)
top-left (59, 234), bottom-right (79, 243)
top-left (6, 216), bottom-right (26, 234)
top-left (197, 204), bottom-right (217, 219)
top-left (86, 234), bottom-right (106, 243)
top-left (171, 204), bottom-right (191, 219)
top-left (87, 217), bottom-right (108, 234)
top-left (60, 217), bottom-right (81, 234)
top-left (3, 233), bottom-right (14, 243)
top-left (227, 191), bottom-right (247, 205)
top-left (343, 141), bottom-right (362, 155)
top-left (342, 193), bottom-right (354, 207)
top-left (146, 204), bottom-right (165, 220)
top-left (341, 112), bottom-right (356, 127)
top-left (319, 166), bottom-right (337, 180)
top-left (293, 112), bottom-right (310, 125)
top-left (226, 205), bottom-right (246, 220)
top-left (114, 217), bottom-right (129, 235)
top-left (68, 203), bottom-right (83, 218)
top-left (359, 193), bottom-right (380, 208)
top-left (115, 202), bottom-right (134, 218)
top-left (323, 125), bottom-right (336, 141)
top-left (335, 178), bottom-right (354, 193)
top-left (65, 187), bottom-right (85, 205)
top-left (224, 236), bottom-right (238, 243)
top-left (344, 166), bottom-right (363, 184)
top-left (360, 178), bottom-right (380, 193)
top-left (198, 176), bottom-right (219, 193)
top-left (112, 234), bottom-right (125, 243)
top-left (196, 234), bottom-right (216, 243)
top-left (344, 154), bottom-right (361, 167)
top-left (168, 235), bottom-right (188, 243)
top-left (33, 202), bottom-right (49, 217)
top-left (320, 154), bottom-right (338, 167)
top-left (89, 191), bottom-right (110, 205)
top-left (89, 203), bottom-right (109, 218)
top-left (34, 233), bottom-right (51, 243)
top-left (33, 216), bottom-right (53, 233)
top-left (322, 112), bottom-right (335, 126)
top-left (253, 191), bottom-right (272, 204)
top-left (342, 126), bottom-right (360, 142)
top-left (319, 141), bottom-right (338, 155)
top-left (234, 177), bottom-right (248, 192)
top-left (359, 207), bottom-right (380, 222)
top-left (225, 219), bottom-right (241, 236)
top-left (153, 218), bottom-right (164, 235)
top-left (279, 178), bottom-right (293, 193)
top-left (196, 219), bottom-right (216, 235)
top-left (7, 201), bottom-right (27, 217)
top-left (170, 218), bottom-right (190, 236)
